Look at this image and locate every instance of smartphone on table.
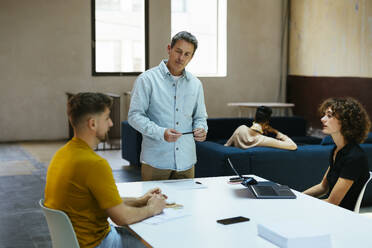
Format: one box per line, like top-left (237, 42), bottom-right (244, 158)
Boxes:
top-left (217, 216), bottom-right (250, 225)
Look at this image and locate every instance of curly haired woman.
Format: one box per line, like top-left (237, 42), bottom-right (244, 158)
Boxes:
top-left (224, 106), bottom-right (297, 150)
top-left (303, 97), bottom-right (371, 211)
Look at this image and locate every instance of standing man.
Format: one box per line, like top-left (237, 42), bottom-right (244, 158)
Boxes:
top-left (44, 93), bottom-right (166, 248)
top-left (128, 31), bottom-right (208, 181)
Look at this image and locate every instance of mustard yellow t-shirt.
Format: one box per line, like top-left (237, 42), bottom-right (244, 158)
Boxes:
top-left (44, 137), bottom-right (123, 248)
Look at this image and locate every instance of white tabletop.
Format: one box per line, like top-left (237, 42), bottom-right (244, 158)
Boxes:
top-left (117, 176), bottom-right (372, 248)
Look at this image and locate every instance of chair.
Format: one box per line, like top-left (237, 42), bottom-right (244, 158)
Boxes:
top-left (354, 171), bottom-right (372, 213)
top-left (39, 199), bottom-right (80, 248)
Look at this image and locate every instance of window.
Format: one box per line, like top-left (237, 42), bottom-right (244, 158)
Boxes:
top-left (92, 0), bottom-right (148, 75)
top-left (171, 0), bottom-right (226, 77)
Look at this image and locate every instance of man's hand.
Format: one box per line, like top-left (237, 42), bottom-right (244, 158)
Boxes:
top-left (164, 128), bottom-right (182, 142)
top-left (193, 128), bottom-right (207, 142)
top-left (147, 194), bottom-right (166, 216)
top-left (139, 188), bottom-right (167, 206)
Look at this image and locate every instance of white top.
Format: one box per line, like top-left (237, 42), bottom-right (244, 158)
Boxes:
top-left (224, 123), bottom-right (297, 150)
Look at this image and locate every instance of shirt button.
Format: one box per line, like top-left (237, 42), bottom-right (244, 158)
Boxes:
top-left (173, 84), bottom-right (175, 87)
top-left (176, 122), bottom-right (179, 125)
top-left (176, 108), bottom-right (179, 111)
top-left (174, 96), bottom-right (176, 99)
top-left (176, 147), bottom-right (179, 151)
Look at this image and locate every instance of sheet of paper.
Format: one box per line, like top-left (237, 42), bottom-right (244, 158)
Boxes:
top-left (161, 179), bottom-right (207, 190)
top-left (142, 208), bottom-right (191, 225)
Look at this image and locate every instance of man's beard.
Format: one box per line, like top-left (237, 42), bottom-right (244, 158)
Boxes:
top-left (97, 132), bottom-right (109, 143)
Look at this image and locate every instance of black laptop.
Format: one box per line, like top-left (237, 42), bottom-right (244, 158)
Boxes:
top-left (227, 158), bottom-right (296, 199)
top-left (250, 183), bottom-right (296, 199)
top-left (227, 158), bottom-right (250, 180)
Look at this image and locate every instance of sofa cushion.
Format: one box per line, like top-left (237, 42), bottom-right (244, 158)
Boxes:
top-left (320, 136), bottom-right (334, 145)
top-left (195, 141), bottom-right (249, 177)
top-left (247, 145), bottom-right (332, 191)
top-left (206, 118), bottom-right (253, 141)
top-left (321, 132), bottom-right (372, 145)
top-left (366, 133), bottom-right (372, 143)
top-left (121, 121), bottom-right (142, 166)
top-left (214, 139), bottom-right (228, 145)
top-left (268, 116), bottom-right (307, 137)
top-left (292, 136), bottom-right (322, 145)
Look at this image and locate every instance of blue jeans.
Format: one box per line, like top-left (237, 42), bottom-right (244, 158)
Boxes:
top-left (96, 225), bottom-right (146, 248)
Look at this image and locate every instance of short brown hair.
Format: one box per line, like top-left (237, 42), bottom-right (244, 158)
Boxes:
top-left (319, 97), bottom-right (371, 144)
top-left (67, 92), bottom-right (112, 127)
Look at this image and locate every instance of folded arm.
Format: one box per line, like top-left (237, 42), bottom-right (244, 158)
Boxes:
top-left (260, 131), bottom-right (297, 150)
top-left (122, 188), bottom-right (166, 207)
top-left (106, 188), bottom-right (166, 226)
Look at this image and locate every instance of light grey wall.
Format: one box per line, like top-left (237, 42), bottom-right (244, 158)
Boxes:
top-left (0, 0), bottom-right (284, 141)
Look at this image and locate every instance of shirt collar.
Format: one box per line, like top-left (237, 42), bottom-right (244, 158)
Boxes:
top-left (71, 137), bottom-right (93, 150)
top-left (159, 59), bottom-right (190, 81)
top-left (339, 143), bottom-right (355, 154)
top-left (250, 122), bottom-right (263, 134)
top-left (331, 142), bottom-right (355, 157)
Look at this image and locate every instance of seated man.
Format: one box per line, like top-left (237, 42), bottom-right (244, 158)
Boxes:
top-left (44, 92), bottom-right (166, 248)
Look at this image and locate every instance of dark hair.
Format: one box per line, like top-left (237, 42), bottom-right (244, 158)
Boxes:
top-left (254, 106), bottom-right (272, 124)
top-left (67, 92), bottom-right (113, 127)
top-left (319, 97), bottom-right (371, 144)
top-left (171, 31), bottom-right (198, 54)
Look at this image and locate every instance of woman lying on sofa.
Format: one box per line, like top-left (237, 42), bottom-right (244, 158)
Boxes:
top-left (303, 97), bottom-right (371, 211)
top-left (224, 106), bottom-right (297, 150)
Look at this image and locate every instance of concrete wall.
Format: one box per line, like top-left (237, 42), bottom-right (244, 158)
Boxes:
top-left (289, 0), bottom-right (372, 77)
top-left (287, 0), bottom-right (372, 128)
top-left (0, 0), bottom-right (284, 141)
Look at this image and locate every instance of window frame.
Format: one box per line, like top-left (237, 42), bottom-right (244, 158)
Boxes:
top-left (171, 0), bottom-right (226, 77)
top-left (91, 0), bottom-right (149, 76)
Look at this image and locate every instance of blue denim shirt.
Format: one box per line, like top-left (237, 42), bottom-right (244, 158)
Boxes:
top-left (128, 60), bottom-right (208, 171)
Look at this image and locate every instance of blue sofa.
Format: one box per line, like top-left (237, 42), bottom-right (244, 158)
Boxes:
top-left (195, 118), bottom-right (372, 206)
top-left (121, 116), bottom-right (320, 166)
top-left (121, 117), bottom-right (372, 206)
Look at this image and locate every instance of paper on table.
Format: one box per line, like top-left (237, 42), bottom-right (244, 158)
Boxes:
top-left (161, 179), bottom-right (207, 190)
top-left (257, 220), bottom-right (332, 248)
top-left (142, 208), bottom-right (191, 225)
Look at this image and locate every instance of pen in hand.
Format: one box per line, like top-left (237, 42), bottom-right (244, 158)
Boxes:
top-left (182, 131), bottom-right (194, 135)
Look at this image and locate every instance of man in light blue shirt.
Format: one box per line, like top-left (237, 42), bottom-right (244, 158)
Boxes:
top-left (128, 31), bottom-right (208, 181)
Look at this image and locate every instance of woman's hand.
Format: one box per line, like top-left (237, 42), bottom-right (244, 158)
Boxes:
top-left (262, 123), bottom-right (278, 136)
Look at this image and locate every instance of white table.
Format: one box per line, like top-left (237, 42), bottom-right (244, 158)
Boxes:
top-left (117, 176), bottom-right (372, 248)
top-left (227, 102), bottom-right (295, 117)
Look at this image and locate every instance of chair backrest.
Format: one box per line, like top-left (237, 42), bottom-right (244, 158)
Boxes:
top-left (39, 199), bottom-right (80, 248)
top-left (354, 171), bottom-right (372, 213)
